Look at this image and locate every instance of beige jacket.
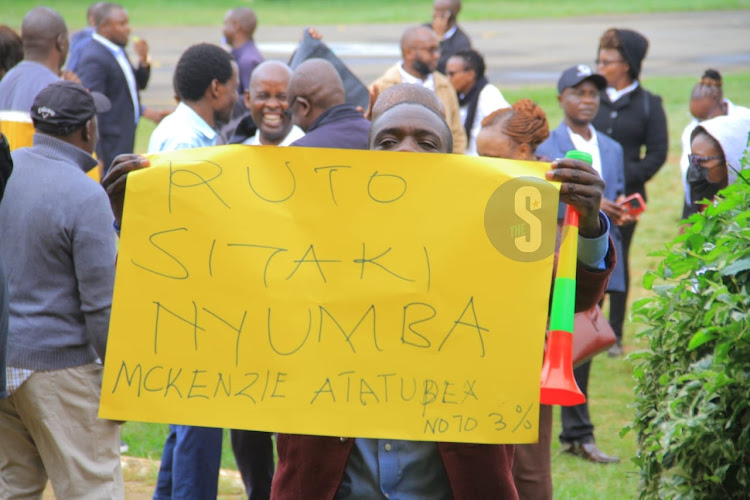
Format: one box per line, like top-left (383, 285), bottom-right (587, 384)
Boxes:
top-left (370, 63), bottom-right (467, 154)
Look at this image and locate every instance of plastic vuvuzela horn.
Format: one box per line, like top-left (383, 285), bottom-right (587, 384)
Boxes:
top-left (539, 150), bottom-right (591, 406)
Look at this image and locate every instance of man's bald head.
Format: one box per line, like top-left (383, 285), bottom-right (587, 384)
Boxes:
top-left (400, 26), bottom-right (440, 78)
top-left (370, 102), bottom-right (452, 154)
top-left (21, 7), bottom-right (68, 67)
top-left (223, 7), bottom-right (257, 47)
top-left (401, 26), bottom-right (437, 54)
top-left (287, 58), bottom-right (346, 131)
top-left (372, 83), bottom-right (445, 121)
top-left (86, 2), bottom-right (106, 26)
top-left (93, 3), bottom-right (123, 28)
top-left (434, 0), bottom-right (462, 14)
top-left (250, 60), bottom-right (291, 90)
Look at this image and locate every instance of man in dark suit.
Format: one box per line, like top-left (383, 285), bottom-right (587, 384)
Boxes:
top-left (430, 0), bottom-right (472, 74)
top-left (287, 58), bottom-right (371, 150)
top-left (535, 64), bottom-right (626, 469)
top-left (76, 2), bottom-right (153, 172)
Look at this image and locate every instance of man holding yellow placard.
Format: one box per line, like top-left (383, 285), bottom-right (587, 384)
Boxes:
top-left (101, 93), bottom-right (613, 498)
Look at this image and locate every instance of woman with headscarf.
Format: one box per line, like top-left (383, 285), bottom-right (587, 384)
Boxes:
top-left (592, 28), bottom-right (668, 356)
top-left (687, 113), bottom-right (750, 212)
top-left (681, 69), bottom-right (750, 217)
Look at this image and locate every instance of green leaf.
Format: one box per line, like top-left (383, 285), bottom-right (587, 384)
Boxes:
top-left (721, 257), bottom-right (750, 276)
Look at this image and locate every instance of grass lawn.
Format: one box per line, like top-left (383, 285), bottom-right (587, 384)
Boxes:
top-left (120, 70), bottom-right (750, 498)
top-left (3, 0), bottom-right (749, 28)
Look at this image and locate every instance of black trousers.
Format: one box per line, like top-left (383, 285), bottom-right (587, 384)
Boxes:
top-left (608, 221), bottom-right (637, 343)
top-left (559, 360), bottom-right (594, 444)
top-left (230, 430), bottom-right (275, 500)
top-left (560, 222), bottom-right (637, 444)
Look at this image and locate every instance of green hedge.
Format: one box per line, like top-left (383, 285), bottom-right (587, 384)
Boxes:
top-left (630, 160), bottom-right (750, 498)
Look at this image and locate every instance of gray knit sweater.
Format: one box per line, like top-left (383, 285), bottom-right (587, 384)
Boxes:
top-left (0, 133), bottom-right (117, 370)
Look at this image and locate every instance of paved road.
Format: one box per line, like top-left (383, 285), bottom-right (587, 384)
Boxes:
top-left (134, 10), bottom-right (750, 109)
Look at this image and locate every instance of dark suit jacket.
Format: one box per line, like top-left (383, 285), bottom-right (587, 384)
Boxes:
top-left (436, 25), bottom-right (472, 74)
top-left (591, 85), bottom-right (667, 200)
top-left (536, 122), bottom-right (626, 293)
top-left (77, 38), bottom-right (150, 171)
top-left (290, 105), bottom-right (370, 150)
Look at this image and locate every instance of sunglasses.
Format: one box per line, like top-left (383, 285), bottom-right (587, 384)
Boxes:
top-left (688, 153), bottom-right (724, 167)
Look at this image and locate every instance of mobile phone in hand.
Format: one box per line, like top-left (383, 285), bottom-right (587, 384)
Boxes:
top-left (618, 193), bottom-right (646, 217)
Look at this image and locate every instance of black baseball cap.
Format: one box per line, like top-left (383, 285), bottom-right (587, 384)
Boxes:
top-left (557, 65), bottom-right (607, 94)
top-left (31, 80), bottom-right (111, 135)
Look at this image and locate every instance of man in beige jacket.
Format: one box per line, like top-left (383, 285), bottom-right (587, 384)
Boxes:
top-left (370, 26), bottom-right (467, 154)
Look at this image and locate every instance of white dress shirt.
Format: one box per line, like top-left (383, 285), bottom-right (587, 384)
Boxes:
top-left (567, 124), bottom-right (603, 178)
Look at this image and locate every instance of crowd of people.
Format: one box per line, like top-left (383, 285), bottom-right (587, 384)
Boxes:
top-left (0, 1), bottom-right (748, 499)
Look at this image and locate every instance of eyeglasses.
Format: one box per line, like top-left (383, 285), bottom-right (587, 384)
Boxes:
top-left (417, 46), bottom-right (440, 55)
top-left (595, 59), bottom-right (625, 66)
top-left (688, 153), bottom-right (724, 166)
top-left (446, 68), bottom-right (468, 77)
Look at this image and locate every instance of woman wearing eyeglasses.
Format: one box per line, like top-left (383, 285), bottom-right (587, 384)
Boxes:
top-left (591, 28), bottom-right (668, 356)
top-left (680, 70), bottom-right (750, 218)
top-left (686, 113), bottom-right (750, 214)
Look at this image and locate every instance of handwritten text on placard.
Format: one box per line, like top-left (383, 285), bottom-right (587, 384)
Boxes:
top-left (99, 145), bottom-right (559, 444)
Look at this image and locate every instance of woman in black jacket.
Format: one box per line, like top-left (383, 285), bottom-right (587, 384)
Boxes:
top-left (592, 28), bottom-right (668, 355)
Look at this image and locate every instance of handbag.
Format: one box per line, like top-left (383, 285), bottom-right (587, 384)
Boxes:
top-left (572, 305), bottom-right (616, 368)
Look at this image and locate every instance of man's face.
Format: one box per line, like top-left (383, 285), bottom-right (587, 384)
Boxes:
top-left (286, 79), bottom-right (313, 132)
top-left (101, 8), bottom-right (131, 47)
top-left (214, 64), bottom-right (239, 124)
top-left (410, 31), bottom-right (440, 77)
top-left (58, 30), bottom-right (70, 70)
top-left (432, 0), bottom-right (457, 27)
top-left (246, 68), bottom-right (292, 143)
top-left (370, 104), bottom-right (450, 154)
top-left (445, 56), bottom-right (474, 94)
top-left (85, 115), bottom-right (99, 154)
top-left (559, 80), bottom-right (600, 126)
top-left (222, 13), bottom-right (237, 46)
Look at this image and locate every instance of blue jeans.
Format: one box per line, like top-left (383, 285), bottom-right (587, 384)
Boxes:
top-left (153, 425), bottom-right (223, 500)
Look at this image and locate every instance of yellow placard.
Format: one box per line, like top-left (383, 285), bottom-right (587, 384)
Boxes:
top-left (0, 111), bottom-right (34, 151)
top-left (100, 145), bottom-right (560, 444)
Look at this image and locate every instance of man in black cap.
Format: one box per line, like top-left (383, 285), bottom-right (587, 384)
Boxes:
top-left (0, 81), bottom-right (124, 499)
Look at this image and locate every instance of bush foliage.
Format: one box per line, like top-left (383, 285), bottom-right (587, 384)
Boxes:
top-left (630, 161), bottom-right (750, 498)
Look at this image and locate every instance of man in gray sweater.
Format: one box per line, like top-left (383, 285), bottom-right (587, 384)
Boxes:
top-left (0, 81), bottom-right (124, 499)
